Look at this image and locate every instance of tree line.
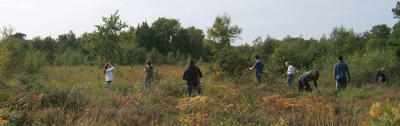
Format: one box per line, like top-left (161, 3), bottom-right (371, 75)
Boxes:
top-left (1, 2), bottom-right (400, 83)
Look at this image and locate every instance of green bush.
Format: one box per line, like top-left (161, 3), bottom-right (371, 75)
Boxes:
top-left (347, 50), bottom-right (399, 85)
top-left (24, 49), bottom-right (47, 74)
top-left (0, 38), bottom-right (26, 78)
top-left (56, 49), bottom-right (88, 66)
top-left (210, 46), bottom-right (250, 80)
top-left (147, 47), bottom-right (165, 65)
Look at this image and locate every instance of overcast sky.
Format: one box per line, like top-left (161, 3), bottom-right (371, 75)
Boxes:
top-left (1, 0), bottom-right (399, 45)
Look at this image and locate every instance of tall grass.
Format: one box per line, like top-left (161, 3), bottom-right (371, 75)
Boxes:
top-left (0, 65), bottom-right (399, 125)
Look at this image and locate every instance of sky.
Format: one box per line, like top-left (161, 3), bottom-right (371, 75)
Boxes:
top-left (0, 0), bottom-right (399, 45)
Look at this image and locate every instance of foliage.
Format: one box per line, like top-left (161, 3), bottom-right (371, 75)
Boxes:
top-left (55, 49), bottom-right (89, 66)
top-left (146, 47), bottom-right (165, 65)
top-left (346, 50), bottom-right (399, 86)
top-left (329, 26), bottom-right (366, 55)
top-left (209, 46), bottom-right (250, 80)
top-left (205, 13), bottom-right (242, 53)
top-left (24, 49), bottom-right (47, 74)
top-left (368, 101), bottom-right (400, 126)
top-left (0, 37), bottom-right (26, 78)
top-left (392, 1), bottom-right (400, 19)
top-left (30, 36), bottom-right (58, 64)
top-left (57, 31), bottom-right (77, 53)
top-left (369, 24), bottom-right (391, 51)
top-left (86, 10), bottom-right (128, 62)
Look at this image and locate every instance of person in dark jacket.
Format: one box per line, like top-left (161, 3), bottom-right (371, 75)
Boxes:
top-left (183, 59), bottom-right (203, 97)
top-left (376, 68), bottom-right (389, 85)
top-left (298, 70), bottom-right (320, 93)
top-left (248, 55), bottom-right (264, 84)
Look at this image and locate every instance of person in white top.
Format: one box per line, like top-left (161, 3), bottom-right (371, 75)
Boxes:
top-left (284, 61), bottom-right (295, 88)
top-left (104, 62), bottom-right (115, 87)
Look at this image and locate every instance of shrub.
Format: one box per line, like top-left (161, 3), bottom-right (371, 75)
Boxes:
top-left (0, 38), bottom-right (25, 78)
top-left (209, 46), bottom-right (250, 80)
top-left (346, 50), bottom-right (399, 85)
top-left (56, 49), bottom-right (88, 66)
top-left (147, 47), bottom-right (165, 65)
top-left (24, 49), bottom-right (47, 74)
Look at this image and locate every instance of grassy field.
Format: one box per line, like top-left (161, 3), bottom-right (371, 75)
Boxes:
top-left (0, 65), bottom-right (400, 125)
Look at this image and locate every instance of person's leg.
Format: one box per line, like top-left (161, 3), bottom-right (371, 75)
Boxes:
top-left (106, 81), bottom-right (112, 87)
top-left (298, 80), bottom-right (303, 92)
top-left (288, 75), bottom-right (294, 87)
top-left (256, 74), bottom-right (262, 84)
top-left (304, 82), bottom-right (312, 92)
top-left (186, 84), bottom-right (192, 97)
top-left (336, 79), bottom-right (341, 93)
top-left (341, 78), bottom-right (347, 90)
top-left (197, 85), bottom-right (203, 95)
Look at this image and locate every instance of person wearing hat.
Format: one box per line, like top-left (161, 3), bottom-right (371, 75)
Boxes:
top-left (334, 56), bottom-right (351, 93)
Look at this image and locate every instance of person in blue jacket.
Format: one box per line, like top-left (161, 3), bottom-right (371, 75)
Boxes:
top-left (334, 56), bottom-right (351, 93)
top-left (249, 55), bottom-right (264, 84)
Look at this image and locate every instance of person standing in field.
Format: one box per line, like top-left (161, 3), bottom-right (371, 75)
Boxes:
top-left (143, 60), bottom-right (154, 88)
top-left (104, 62), bottom-right (115, 87)
top-left (183, 59), bottom-right (202, 97)
top-left (376, 68), bottom-right (389, 85)
top-left (334, 56), bottom-right (351, 93)
top-left (249, 55), bottom-right (264, 84)
top-left (283, 61), bottom-right (295, 88)
top-left (298, 70), bottom-right (320, 93)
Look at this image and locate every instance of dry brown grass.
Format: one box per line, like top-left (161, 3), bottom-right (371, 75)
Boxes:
top-left (1, 65), bottom-right (400, 125)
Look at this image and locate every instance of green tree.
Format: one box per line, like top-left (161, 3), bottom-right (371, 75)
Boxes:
top-left (0, 37), bottom-right (26, 77)
top-left (136, 21), bottom-right (156, 52)
top-left (370, 24), bottom-right (391, 51)
top-left (329, 26), bottom-right (366, 55)
top-left (57, 31), bottom-right (77, 53)
top-left (186, 26), bottom-right (205, 59)
top-left (0, 25), bottom-right (14, 40)
top-left (147, 47), bottom-right (165, 65)
top-left (205, 13), bottom-right (242, 53)
top-left (150, 17), bottom-right (182, 54)
top-left (392, 1), bottom-right (400, 19)
top-left (254, 36), bottom-right (279, 62)
top-left (30, 36), bottom-right (58, 64)
top-left (87, 10), bottom-right (128, 62)
top-left (166, 51), bottom-right (176, 65)
top-left (388, 22), bottom-right (400, 58)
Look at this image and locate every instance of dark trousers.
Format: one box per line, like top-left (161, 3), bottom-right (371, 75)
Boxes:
top-left (186, 84), bottom-right (203, 97)
top-left (336, 78), bottom-right (347, 91)
top-left (298, 80), bottom-right (312, 92)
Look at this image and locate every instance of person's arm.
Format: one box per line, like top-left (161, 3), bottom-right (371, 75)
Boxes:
top-left (346, 65), bottom-right (351, 81)
top-left (106, 63), bottom-right (115, 72)
top-left (249, 62), bottom-right (256, 70)
top-left (375, 72), bottom-right (379, 83)
top-left (183, 69), bottom-right (188, 80)
top-left (249, 65), bottom-right (255, 70)
top-left (313, 79), bottom-right (320, 93)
